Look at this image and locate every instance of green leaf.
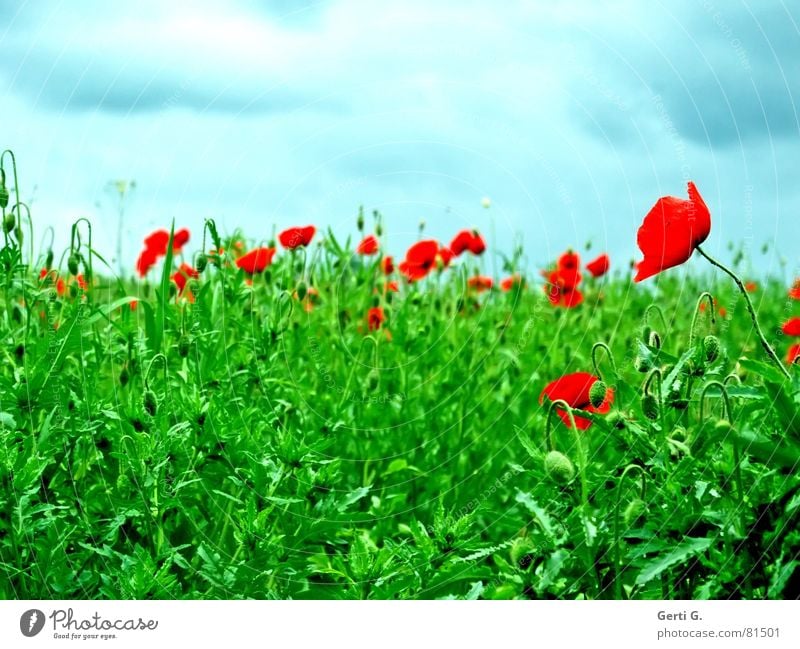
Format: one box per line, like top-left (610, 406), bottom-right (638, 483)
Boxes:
top-left (635, 537), bottom-right (712, 586)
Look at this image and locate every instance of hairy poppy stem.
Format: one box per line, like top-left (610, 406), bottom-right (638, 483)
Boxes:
top-left (689, 292), bottom-right (715, 348)
top-left (613, 464), bottom-right (647, 600)
top-left (699, 380), bottom-right (744, 516)
top-left (591, 342), bottom-right (618, 385)
top-left (695, 245), bottom-right (791, 380)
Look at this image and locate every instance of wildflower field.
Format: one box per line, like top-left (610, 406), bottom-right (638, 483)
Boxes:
top-left (1, 152), bottom-right (799, 600)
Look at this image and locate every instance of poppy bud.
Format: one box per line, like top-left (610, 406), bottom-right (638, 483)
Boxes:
top-left (713, 419), bottom-right (732, 438)
top-left (588, 380), bottom-right (607, 408)
top-left (671, 425), bottom-right (687, 442)
top-left (45, 249), bottom-right (54, 269)
top-left (703, 335), bottom-right (720, 363)
top-left (375, 222), bottom-right (383, 237)
top-left (607, 410), bottom-right (627, 430)
top-left (178, 336), bottom-right (191, 358)
top-left (641, 394), bottom-right (659, 420)
top-left (357, 206), bottom-right (365, 232)
top-left (143, 389), bottom-right (158, 416)
top-left (509, 537), bottom-right (536, 569)
top-left (196, 255), bottom-right (208, 273)
top-left (296, 281), bottom-right (308, 301)
top-left (623, 499), bottom-right (647, 528)
top-left (67, 254), bottom-right (80, 276)
top-left (0, 184), bottom-right (8, 208)
top-left (544, 450), bottom-right (575, 485)
top-left (641, 325), bottom-right (652, 342)
top-left (366, 369), bottom-right (380, 391)
top-left (119, 366), bottom-right (130, 387)
top-left (633, 355), bottom-right (651, 373)
top-left (3, 212), bottom-right (15, 234)
top-left (648, 331), bottom-right (662, 350)
top-left (69, 284), bottom-right (78, 298)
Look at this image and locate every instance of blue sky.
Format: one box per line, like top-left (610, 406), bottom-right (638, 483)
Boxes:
top-left (1, 0), bottom-right (798, 277)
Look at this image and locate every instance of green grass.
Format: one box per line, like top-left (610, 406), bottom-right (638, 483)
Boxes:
top-left (0, 170), bottom-right (799, 599)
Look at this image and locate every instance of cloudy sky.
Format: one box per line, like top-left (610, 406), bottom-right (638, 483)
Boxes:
top-left (1, 0), bottom-right (798, 277)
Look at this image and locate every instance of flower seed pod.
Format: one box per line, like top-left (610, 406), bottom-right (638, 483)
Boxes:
top-left (703, 335), bottom-right (720, 363)
top-left (634, 355), bottom-right (652, 373)
top-left (544, 450), bottom-right (575, 485)
top-left (143, 389), bottom-right (158, 416)
top-left (67, 254), bottom-right (80, 276)
top-left (3, 212), bottom-right (15, 234)
top-left (589, 380), bottom-right (608, 408)
top-left (623, 498), bottom-right (647, 528)
top-left (509, 537), bottom-right (536, 569)
top-left (641, 393), bottom-right (659, 420)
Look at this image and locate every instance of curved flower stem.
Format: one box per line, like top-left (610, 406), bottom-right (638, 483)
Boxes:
top-left (695, 245), bottom-right (790, 380)
top-left (591, 341), bottom-right (618, 385)
top-left (644, 304), bottom-right (668, 334)
top-left (644, 368), bottom-right (667, 437)
top-left (613, 464), bottom-right (646, 600)
top-left (689, 292), bottom-right (715, 348)
top-left (700, 380), bottom-right (744, 514)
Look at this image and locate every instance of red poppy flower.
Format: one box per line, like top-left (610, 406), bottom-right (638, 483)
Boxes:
top-left (383, 256), bottom-right (394, 275)
top-left (172, 228), bottom-right (190, 252)
top-left (501, 274), bottom-right (523, 292)
top-left (544, 269), bottom-right (583, 308)
top-left (450, 230), bottom-right (486, 256)
top-left (385, 280), bottom-right (399, 293)
top-left (357, 235), bottom-right (379, 255)
top-left (38, 268), bottom-right (48, 280)
top-left (745, 281), bottom-right (757, 293)
top-left (279, 225), bottom-right (316, 249)
top-left (76, 274), bottom-right (88, 292)
top-left (437, 246), bottom-right (454, 267)
top-left (398, 240), bottom-right (439, 281)
top-left (782, 317), bottom-right (800, 337)
top-left (136, 247), bottom-right (159, 278)
top-left (144, 230), bottom-right (170, 256)
top-left (367, 306), bottom-right (385, 331)
top-left (172, 263), bottom-right (199, 295)
top-left (557, 251), bottom-right (580, 272)
top-left (236, 247), bottom-right (276, 274)
top-left (634, 181), bottom-right (711, 282)
top-left (468, 275), bottom-right (493, 292)
top-left (586, 253), bottom-right (610, 278)
top-left (787, 343), bottom-right (800, 365)
top-left (539, 372), bottom-right (614, 430)
top-left (790, 280), bottom-right (800, 300)
top-left (56, 278), bottom-right (66, 297)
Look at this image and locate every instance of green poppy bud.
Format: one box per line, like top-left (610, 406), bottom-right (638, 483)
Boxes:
top-left (634, 355), bottom-right (651, 373)
top-left (589, 380), bottom-right (608, 408)
top-left (375, 222), bottom-right (383, 237)
top-left (0, 184), bottom-right (8, 209)
top-left (67, 254), bottom-right (80, 276)
top-left (703, 335), bottom-right (720, 363)
top-left (671, 426), bottom-right (687, 442)
top-left (641, 394), bottom-right (659, 420)
top-left (178, 336), bottom-right (191, 358)
top-left (45, 249), bottom-right (54, 269)
top-left (296, 281), bottom-right (308, 301)
top-left (119, 366), bottom-right (130, 387)
top-left (196, 255), bottom-right (208, 273)
top-left (607, 410), bottom-right (627, 430)
top-left (143, 389), bottom-right (158, 416)
top-left (357, 206), bottom-right (365, 232)
top-left (366, 369), bottom-right (380, 391)
top-left (3, 212), bottom-right (15, 234)
top-left (623, 498), bottom-right (647, 528)
top-left (544, 450), bottom-right (575, 485)
top-left (509, 537), bottom-right (536, 569)
top-left (648, 331), bottom-right (662, 350)
top-left (713, 419), bottom-right (733, 439)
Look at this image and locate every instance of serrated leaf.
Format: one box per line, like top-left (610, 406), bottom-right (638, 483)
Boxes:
top-left (635, 537), bottom-right (712, 586)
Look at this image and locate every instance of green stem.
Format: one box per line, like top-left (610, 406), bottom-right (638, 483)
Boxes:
top-left (689, 292), bottom-right (714, 348)
top-left (695, 246), bottom-right (790, 380)
top-left (613, 464), bottom-right (646, 600)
